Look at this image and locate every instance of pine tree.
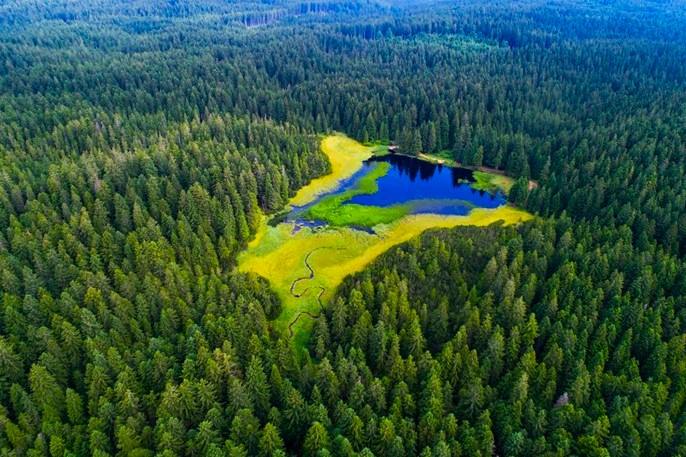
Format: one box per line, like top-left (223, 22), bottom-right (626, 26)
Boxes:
top-left (509, 177), bottom-right (530, 205)
top-left (426, 123), bottom-right (437, 154)
top-left (246, 356), bottom-right (271, 420)
top-left (303, 422), bottom-right (329, 456)
top-left (411, 130), bottom-right (423, 156)
top-left (259, 423), bottom-right (285, 457)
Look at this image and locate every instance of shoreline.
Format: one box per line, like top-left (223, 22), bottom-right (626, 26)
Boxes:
top-left (372, 145), bottom-right (538, 194)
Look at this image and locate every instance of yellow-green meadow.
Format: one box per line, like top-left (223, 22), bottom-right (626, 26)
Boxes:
top-left (290, 134), bottom-right (374, 207)
top-left (237, 135), bottom-right (533, 346)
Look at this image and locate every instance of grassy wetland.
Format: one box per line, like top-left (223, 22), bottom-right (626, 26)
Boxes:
top-left (238, 135), bottom-right (533, 346)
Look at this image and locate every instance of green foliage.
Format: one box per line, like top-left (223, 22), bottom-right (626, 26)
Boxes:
top-left (0, 0), bottom-right (686, 455)
top-left (326, 220), bottom-right (686, 455)
top-left (508, 177), bottom-right (530, 205)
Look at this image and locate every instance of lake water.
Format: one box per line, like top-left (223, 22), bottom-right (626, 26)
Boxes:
top-left (347, 155), bottom-right (506, 215)
top-left (289, 154), bottom-right (506, 230)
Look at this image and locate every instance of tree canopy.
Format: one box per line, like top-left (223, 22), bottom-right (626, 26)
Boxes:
top-left (1, 0), bottom-right (686, 455)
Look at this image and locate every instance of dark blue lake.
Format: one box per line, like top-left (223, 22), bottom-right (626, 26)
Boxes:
top-left (347, 155), bottom-right (506, 215)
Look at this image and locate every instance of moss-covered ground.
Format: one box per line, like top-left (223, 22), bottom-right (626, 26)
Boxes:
top-left (302, 162), bottom-right (411, 227)
top-left (472, 170), bottom-right (515, 194)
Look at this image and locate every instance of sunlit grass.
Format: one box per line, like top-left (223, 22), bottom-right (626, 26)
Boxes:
top-left (238, 206), bottom-right (533, 345)
top-left (290, 134), bottom-right (374, 207)
top-left (307, 202), bottom-right (410, 227)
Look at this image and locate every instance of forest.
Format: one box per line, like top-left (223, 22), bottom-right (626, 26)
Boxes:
top-left (0, 0), bottom-right (685, 455)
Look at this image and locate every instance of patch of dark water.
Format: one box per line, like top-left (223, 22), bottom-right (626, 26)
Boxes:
top-left (347, 154), bottom-right (506, 215)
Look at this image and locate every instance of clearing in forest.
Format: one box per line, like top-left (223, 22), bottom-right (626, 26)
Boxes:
top-left (238, 134), bottom-right (533, 348)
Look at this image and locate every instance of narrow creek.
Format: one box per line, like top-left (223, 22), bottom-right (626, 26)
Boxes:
top-left (287, 247), bottom-right (344, 337)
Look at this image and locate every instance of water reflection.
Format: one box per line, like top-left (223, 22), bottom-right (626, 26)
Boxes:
top-left (348, 154), bottom-right (506, 215)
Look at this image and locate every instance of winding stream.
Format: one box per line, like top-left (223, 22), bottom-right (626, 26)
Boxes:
top-left (287, 247), bottom-right (344, 337)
